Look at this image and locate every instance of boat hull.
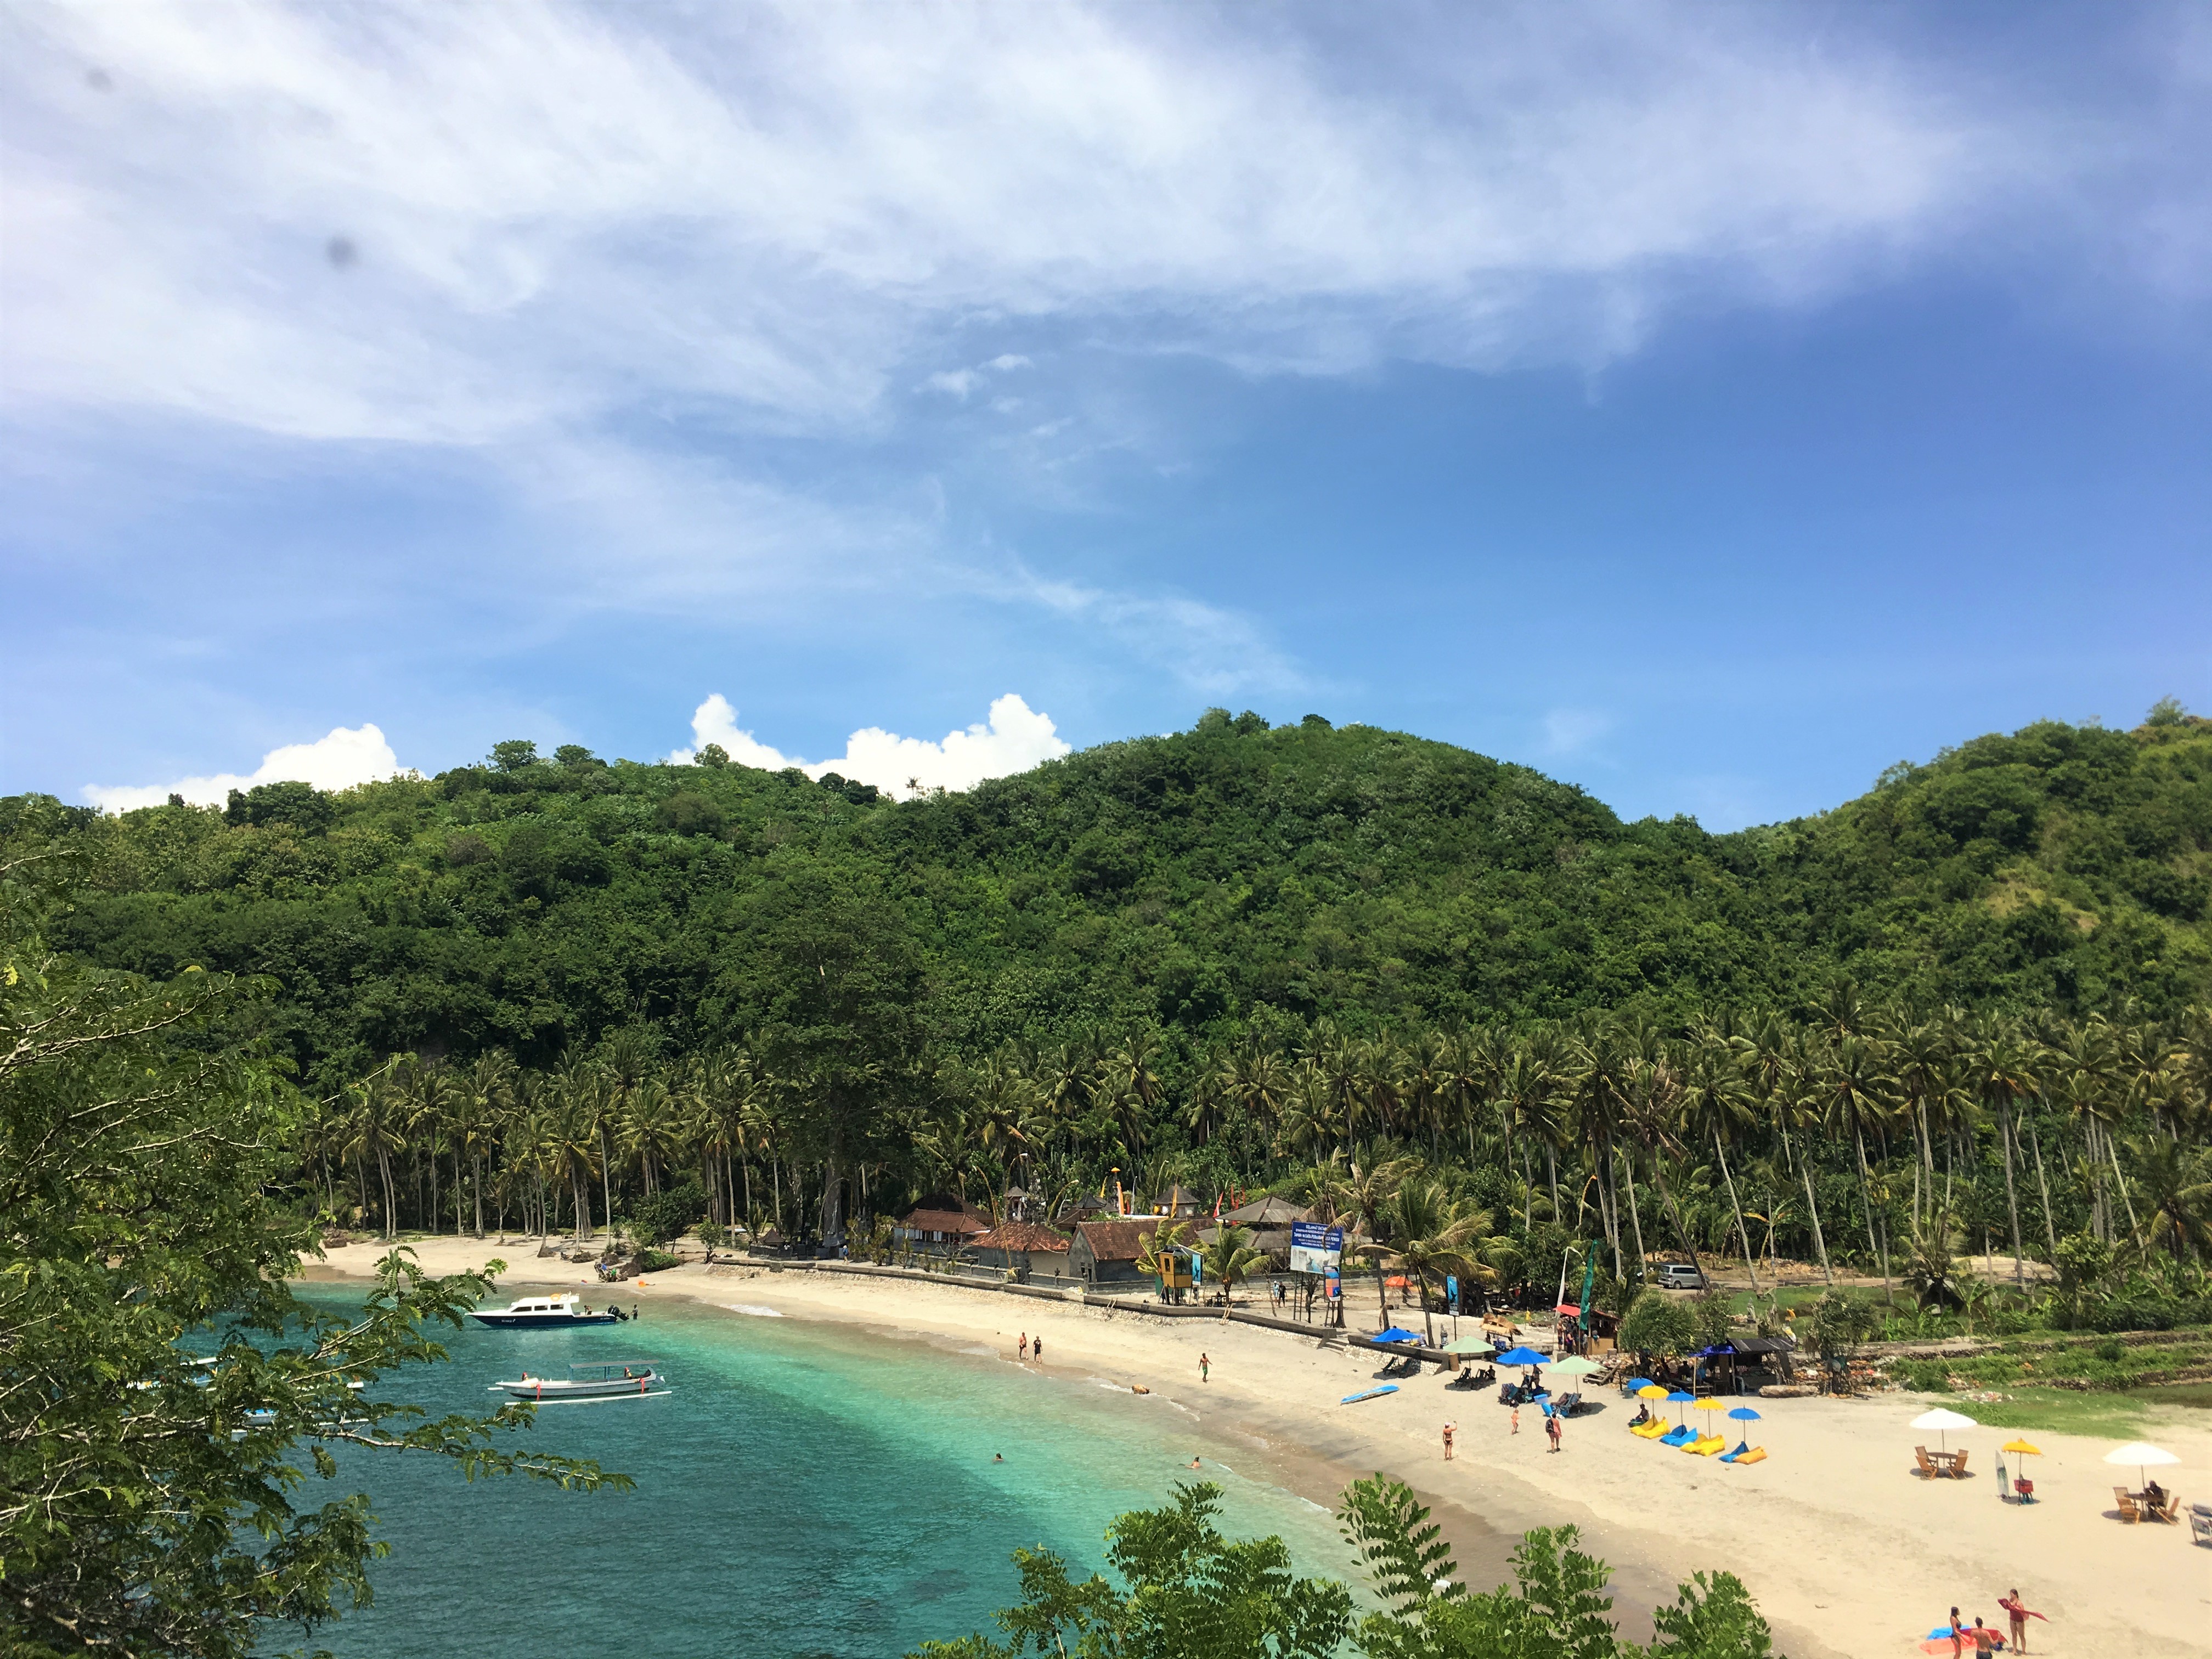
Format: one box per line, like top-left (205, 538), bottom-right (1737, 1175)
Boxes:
top-left (495, 1376), bottom-right (659, 1400)
top-left (469, 1311), bottom-right (622, 1328)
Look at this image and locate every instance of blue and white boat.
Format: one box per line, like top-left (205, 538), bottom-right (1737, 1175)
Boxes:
top-left (468, 1293), bottom-right (622, 1329)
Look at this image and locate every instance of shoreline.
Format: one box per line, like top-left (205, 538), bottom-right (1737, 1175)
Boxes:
top-left (301, 1239), bottom-right (2212, 1659)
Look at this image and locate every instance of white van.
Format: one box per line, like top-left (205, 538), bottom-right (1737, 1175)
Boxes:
top-left (1653, 1263), bottom-right (1705, 1290)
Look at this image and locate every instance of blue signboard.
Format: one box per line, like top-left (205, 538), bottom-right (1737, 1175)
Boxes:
top-left (1290, 1223), bottom-right (1344, 1275)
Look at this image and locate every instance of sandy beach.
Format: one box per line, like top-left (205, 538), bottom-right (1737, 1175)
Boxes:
top-left (304, 1238), bottom-right (2212, 1658)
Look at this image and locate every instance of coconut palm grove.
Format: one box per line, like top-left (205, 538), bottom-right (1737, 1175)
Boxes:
top-left (8, 701), bottom-right (2209, 1321)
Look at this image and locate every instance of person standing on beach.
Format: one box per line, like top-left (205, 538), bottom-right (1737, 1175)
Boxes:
top-left (1200, 1352), bottom-right (1211, 1384)
top-left (1510, 1404), bottom-right (1520, 1436)
top-left (1032, 1335), bottom-right (1042, 1363)
top-left (1946, 1607), bottom-right (1966, 1658)
top-left (1997, 1590), bottom-right (2046, 1654)
top-left (1547, 1413), bottom-right (1562, 1454)
top-left (1018, 1333), bottom-right (1028, 1361)
top-left (1442, 1422), bottom-right (1455, 1460)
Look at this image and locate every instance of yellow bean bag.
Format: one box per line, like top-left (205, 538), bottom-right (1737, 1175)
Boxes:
top-left (1732, 1446), bottom-right (1767, 1465)
top-left (1688, 1434), bottom-right (1726, 1456)
top-left (1632, 1420), bottom-right (1670, 1438)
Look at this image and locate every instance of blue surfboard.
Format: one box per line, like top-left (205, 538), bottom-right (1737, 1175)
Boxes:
top-left (1341, 1384), bottom-right (1400, 1405)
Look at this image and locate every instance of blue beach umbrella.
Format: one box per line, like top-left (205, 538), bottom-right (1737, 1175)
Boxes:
top-left (1626, 1378), bottom-right (1655, 1391)
top-left (1372, 1327), bottom-right (1423, 1346)
top-left (1726, 1406), bottom-right (1761, 1454)
top-left (1496, 1347), bottom-right (1549, 1368)
top-left (1666, 1390), bottom-right (1696, 1427)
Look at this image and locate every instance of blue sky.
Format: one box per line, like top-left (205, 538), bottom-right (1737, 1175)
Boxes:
top-left (4, 2), bottom-right (2209, 826)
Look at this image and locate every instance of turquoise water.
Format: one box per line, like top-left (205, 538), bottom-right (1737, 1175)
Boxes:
top-left (288, 1285), bottom-right (1367, 1657)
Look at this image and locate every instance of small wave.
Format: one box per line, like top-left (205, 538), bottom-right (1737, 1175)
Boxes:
top-left (724, 1303), bottom-right (785, 1317)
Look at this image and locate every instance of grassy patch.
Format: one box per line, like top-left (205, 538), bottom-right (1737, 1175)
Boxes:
top-left (1946, 1390), bottom-right (2151, 1441)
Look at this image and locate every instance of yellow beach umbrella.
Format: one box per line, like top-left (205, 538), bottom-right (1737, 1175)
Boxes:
top-left (1637, 1384), bottom-right (1669, 1400)
top-left (2001, 1439), bottom-right (2041, 1455)
top-left (1692, 1398), bottom-right (1726, 1410)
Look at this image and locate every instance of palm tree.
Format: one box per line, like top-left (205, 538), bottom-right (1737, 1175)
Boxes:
top-left (1819, 1032), bottom-right (1897, 1295)
top-left (1099, 1029), bottom-right (1164, 1159)
top-left (1966, 1024), bottom-right (2040, 1286)
top-left (339, 1075), bottom-right (407, 1240)
top-left (1196, 1224), bottom-right (1267, 1305)
top-left (459, 1050), bottom-right (515, 1236)
top-left (1383, 1177), bottom-right (1492, 1344)
top-left (2132, 1137), bottom-right (2212, 1262)
top-left (1676, 1037), bottom-right (1762, 1293)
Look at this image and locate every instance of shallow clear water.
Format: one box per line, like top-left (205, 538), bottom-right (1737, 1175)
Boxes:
top-left (285, 1285), bottom-right (1366, 1658)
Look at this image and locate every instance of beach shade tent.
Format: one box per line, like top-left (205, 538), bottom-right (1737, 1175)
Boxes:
top-left (1726, 1406), bottom-right (1762, 1455)
top-left (1372, 1327), bottom-right (1424, 1346)
top-left (1911, 1407), bottom-right (1977, 1455)
top-left (2103, 1441), bottom-right (2180, 1491)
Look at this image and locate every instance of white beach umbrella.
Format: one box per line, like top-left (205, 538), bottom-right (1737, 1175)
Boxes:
top-left (2102, 1441), bottom-right (2179, 1489)
top-left (1911, 1407), bottom-right (1977, 1454)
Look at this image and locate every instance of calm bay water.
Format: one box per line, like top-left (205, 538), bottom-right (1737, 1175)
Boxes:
top-left (287, 1284), bottom-right (1365, 1658)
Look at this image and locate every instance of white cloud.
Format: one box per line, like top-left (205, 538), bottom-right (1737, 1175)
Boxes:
top-left (3, 2), bottom-right (2037, 452)
top-left (84, 723), bottom-right (401, 811)
top-left (669, 692), bottom-right (1071, 798)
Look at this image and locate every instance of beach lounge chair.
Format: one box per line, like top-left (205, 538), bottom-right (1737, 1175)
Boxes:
top-left (1915, 1447), bottom-right (1943, 1480)
top-left (1553, 1391), bottom-right (1583, 1418)
top-left (2113, 1487), bottom-right (2141, 1523)
top-left (2189, 1504), bottom-right (2211, 1546)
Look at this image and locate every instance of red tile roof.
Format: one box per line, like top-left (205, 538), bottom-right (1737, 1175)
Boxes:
top-left (1074, 1218), bottom-right (1169, 1262)
top-left (974, 1221), bottom-right (1071, 1254)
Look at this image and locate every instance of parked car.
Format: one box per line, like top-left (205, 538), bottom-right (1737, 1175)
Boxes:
top-left (1654, 1262), bottom-right (1706, 1290)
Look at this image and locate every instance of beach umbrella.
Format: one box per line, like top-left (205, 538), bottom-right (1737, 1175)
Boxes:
top-left (1444, 1335), bottom-right (1492, 1354)
top-left (1626, 1377), bottom-right (1655, 1390)
top-left (1637, 1384), bottom-right (1669, 1400)
top-left (1910, 1407), bottom-right (1976, 1455)
top-left (2102, 1441), bottom-right (2179, 1491)
top-left (1496, 1346), bottom-right (1549, 1368)
top-left (2000, 1438), bottom-right (2041, 1455)
top-left (1552, 1356), bottom-right (1601, 1377)
top-left (1372, 1326), bottom-right (1424, 1346)
top-left (1666, 1389), bottom-right (1696, 1426)
top-left (1726, 1405), bottom-right (1761, 1454)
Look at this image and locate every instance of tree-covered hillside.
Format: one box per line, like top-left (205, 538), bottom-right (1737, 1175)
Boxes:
top-left (5, 702), bottom-right (2209, 1091)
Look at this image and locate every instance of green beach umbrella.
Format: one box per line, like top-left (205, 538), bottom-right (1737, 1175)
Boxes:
top-left (1551, 1355), bottom-right (1601, 1376)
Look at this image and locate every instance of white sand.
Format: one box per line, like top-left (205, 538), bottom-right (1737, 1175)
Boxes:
top-left (306, 1238), bottom-right (2212, 1658)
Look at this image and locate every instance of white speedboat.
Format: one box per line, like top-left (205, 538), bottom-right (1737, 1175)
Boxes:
top-left (492, 1362), bottom-right (665, 1402)
top-left (468, 1294), bottom-right (623, 1329)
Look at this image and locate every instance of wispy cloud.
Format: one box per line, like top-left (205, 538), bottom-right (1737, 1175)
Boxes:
top-left (1541, 707), bottom-right (1612, 758)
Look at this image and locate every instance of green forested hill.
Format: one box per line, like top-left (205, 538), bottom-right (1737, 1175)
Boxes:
top-left (7, 703), bottom-right (2209, 1091)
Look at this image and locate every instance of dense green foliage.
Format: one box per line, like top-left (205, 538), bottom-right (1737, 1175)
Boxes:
top-left (14, 707), bottom-right (2209, 1093)
top-left (0, 850), bottom-right (623, 1658)
top-left (7, 708), bottom-right (2209, 1331)
top-left (909, 1476), bottom-right (1779, 1659)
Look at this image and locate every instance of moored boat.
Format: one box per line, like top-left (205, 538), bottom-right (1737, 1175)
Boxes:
top-left (492, 1362), bottom-right (666, 1401)
top-left (469, 1294), bottom-right (623, 1329)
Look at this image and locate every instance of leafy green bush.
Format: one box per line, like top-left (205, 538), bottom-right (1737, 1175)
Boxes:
top-left (637, 1248), bottom-right (681, 1273)
top-left (628, 1181), bottom-right (706, 1245)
